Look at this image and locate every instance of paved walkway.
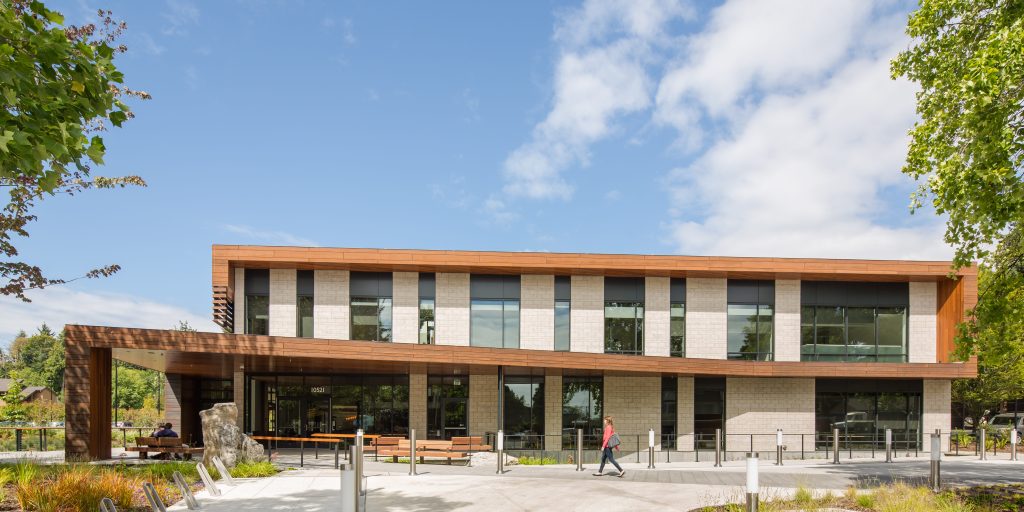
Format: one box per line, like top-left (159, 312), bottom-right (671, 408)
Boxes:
top-left (165, 456), bottom-right (1024, 511)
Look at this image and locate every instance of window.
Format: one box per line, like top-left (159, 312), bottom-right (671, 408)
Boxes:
top-left (297, 270), bottom-right (314, 338)
top-left (661, 377), bottom-right (677, 450)
top-left (727, 280), bottom-right (774, 361)
top-left (419, 273), bottom-right (436, 344)
top-left (815, 378), bottom-right (921, 449)
top-left (554, 276), bottom-right (571, 351)
top-left (244, 269), bottom-right (269, 335)
top-left (670, 278), bottom-right (686, 357)
top-left (504, 375), bottom-right (545, 449)
top-left (428, 375), bottom-right (468, 439)
top-left (562, 376), bottom-right (602, 448)
top-left (350, 272), bottom-right (393, 341)
top-left (470, 275), bottom-right (520, 349)
top-left (605, 277), bottom-right (644, 355)
top-left (800, 282), bottom-right (909, 362)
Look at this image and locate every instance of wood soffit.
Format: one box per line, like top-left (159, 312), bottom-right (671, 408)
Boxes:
top-left (68, 325), bottom-right (978, 380)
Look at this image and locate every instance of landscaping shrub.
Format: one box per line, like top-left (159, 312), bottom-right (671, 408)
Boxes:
top-left (16, 465), bottom-right (142, 512)
top-left (230, 461), bottom-right (278, 478)
top-left (517, 456), bottom-right (558, 465)
top-left (793, 486), bottom-right (813, 507)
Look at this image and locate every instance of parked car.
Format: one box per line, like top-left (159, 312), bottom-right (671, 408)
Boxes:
top-left (833, 412), bottom-right (874, 434)
top-left (987, 414), bottom-right (1024, 439)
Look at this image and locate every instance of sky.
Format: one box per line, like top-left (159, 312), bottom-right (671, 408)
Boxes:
top-left (0, 0), bottom-right (953, 343)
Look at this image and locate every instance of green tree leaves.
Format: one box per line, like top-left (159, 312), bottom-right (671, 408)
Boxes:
top-left (0, 1), bottom-right (148, 300)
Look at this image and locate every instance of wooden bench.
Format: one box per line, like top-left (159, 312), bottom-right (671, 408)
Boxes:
top-left (451, 436), bottom-right (491, 452)
top-left (125, 437), bottom-right (204, 460)
top-left (378, 439), bottom-right (469, 465)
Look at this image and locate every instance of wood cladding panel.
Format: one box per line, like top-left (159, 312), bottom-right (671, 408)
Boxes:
top-left (68, 325), bottom-right (976, 380)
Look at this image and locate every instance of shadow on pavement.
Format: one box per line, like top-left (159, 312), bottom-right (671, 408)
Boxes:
top-left (367, 489), bottom-right (474, 511)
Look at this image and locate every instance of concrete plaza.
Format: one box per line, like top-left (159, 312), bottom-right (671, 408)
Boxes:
top-left (165, 455), bottom-right (1024, 511)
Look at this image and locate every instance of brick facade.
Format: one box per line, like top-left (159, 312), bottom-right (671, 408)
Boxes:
top-left (269, 269), bottom-right (297, 337)
top-left (392, 271), bottom-right (419, 344)
top-left (233, 268), bottom-right (245, 333)
top-left (686, 278), bottom-right (727, 359)
top-left (409, 370), bottom-right (427, 436)
top-left (604, 374), bottom-right (662, 450)
top-left (469, 369), bottom-right (498, 435)
top-left (521, 275), bottom-right (555, 351)
top-left (774, 279), bottom-right (801, 362)
top-left (725, 377), bottom-right (815, 453)
top-left (644, 277), bottom-right (670, 357)
top-left (544, 371), bottom-right (562, 451)
top-left (313, 270), bottom-right (348, 339)
top-left (909, 281), bottom-right (938, 363)
top-left (570, 276), bottom-right (604, 353)
top-left (922, 379), bottom-right (952, 452)
top-left (436, 273), bottom-right (470, 346)
top-left (677, 376), bottom-right (694, 450)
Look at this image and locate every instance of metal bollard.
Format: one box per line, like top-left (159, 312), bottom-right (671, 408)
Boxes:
top-left (745, 452), bottom-right (759, 512)
top-left (576, 429), bottom-right (584, 471)
top-left (341, 447), bottom-right (358, 512)
top-left (979, 428), bottom-right (986, 461)
top-left (832, 428), bottom-right (840, 464)
top-left (648, 428), bottom-right (655, 469)
top-left (714, 429), bottom-right (722, 467)
top-left (409, 429), bottom-right (418, 476)
top-left (1012, 430), bottom-right (1018, 462)
top-left (496, 429), bottom-right (505, 474)
top-left (929, 431), bottom-right (941, 492)
top-left (355, 429), bottom-right (364, 500)
top-left (885, 429), bottom-right (892, 463)
top-left (775, 429), bottom-right (783, 466)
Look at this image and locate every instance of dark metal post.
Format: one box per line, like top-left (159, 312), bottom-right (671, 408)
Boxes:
top-left (714, 428), bottom-right (722, 467)
top-left (15, 429), bottom-right (21, 452)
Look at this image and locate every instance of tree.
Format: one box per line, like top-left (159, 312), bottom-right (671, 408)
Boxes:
top-left (892, 0), bottom-right (1024, 355)
top-left (1, 0), bottom-right (148, 301)
top-left (8, 324), bottom-right (64, 392)
top-left (0, 379), bottom-right (28, 422)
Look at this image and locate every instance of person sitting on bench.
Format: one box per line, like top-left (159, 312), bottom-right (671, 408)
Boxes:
top-left (154, 423), bottom-right (180, 459)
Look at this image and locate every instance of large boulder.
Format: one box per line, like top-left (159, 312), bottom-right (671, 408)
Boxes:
top-left (199, 402), bottom-right (264, 467)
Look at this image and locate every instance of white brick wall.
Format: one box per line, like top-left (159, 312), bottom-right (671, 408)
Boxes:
top-left (313, 270), bottom-right (349, 339)
top-left (233, 268), bottom-right (245, 334)
top-left (544, 372), bottom-right (562, 450)
top-left (922, 379), bottom-right (951, 452)
top-left (571, 276), bottom-right (604, 353)
top-left (677, 377), bottom-right (695, 451)
top-left (686, 278), bottom-right (727, 359)
top-left (409, 370), bottom-right (427, 435)
top-left (909, 281), bottom-right (938, 363)
top-left (269, 269), bottom-right (297, 337)
top-left (436, 273), bottom-right (470, 346)
top-left (775, 279), bottom-right (801, 362)
top-left (521, 275), bottom-right (555, 351)
top-left (645, 277), bottom-right (670, 357)
top-left (725, 377), bottom-right (815, 452)
top-left (605, 374), bottom-right (662, 449)
top-left (469, 370), bottom-right (498, 435)
top-left (392, 272), bottom-right (419, 344)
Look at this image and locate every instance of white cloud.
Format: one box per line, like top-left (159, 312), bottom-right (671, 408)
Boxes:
top-left (161, 0), bottom-right (200, 36)
top-left (660, 1), bottom-right (952, 259)
top-left (342, 18), bottom-right (356, 45)
top-left (222, 224), bottom-right (319, 247)
top-left (0, 288), bottom-right (218, 344)
top-left (501, 0), bottom-right (693, 200)
top-left (136, 33), bottom-right (166, 56)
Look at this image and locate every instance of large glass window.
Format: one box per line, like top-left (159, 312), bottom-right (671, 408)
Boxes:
top-left (419, 273), bottom-right (436, 344)
top-left (350, 272), bottom-right (393, 342)
top-left (554, 276), bottom-right (571, 351)
top-left (504, 375), bottom-right (545, 449)
top-left (419, 299), bottom-right (435, 344)
top-left (244, 269), bottom-right (269, 335)
top-left (562, 376), bottom-right (603, 448)
top-left (815, 379), bottom-right (921, 449)
top-left (604, 277), bottom-right (644, 355)
top-left (670, 303), bottom-right (685, 357)
top-left (470, 275), bottom-right (520, 349)
top-left (297, 270), bottom-right (314, 338)
top-left (351, 297), bottom-right (393, 341)
top-left (727, 280), bottom-right (774, 361)
top-left (661, 377), bottom-right (677, 450)
top-left (428, 375), bottom-right (468, 439)
top-left (694, 377), bottom-right (725, 449)
top-left (800, 282), bottom-right (908, 362)
top-left (605, 302), bottom-right (644, 355)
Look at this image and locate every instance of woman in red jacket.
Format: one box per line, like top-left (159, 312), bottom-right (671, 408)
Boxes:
top-left (593, 416), bottom-right (625, 477)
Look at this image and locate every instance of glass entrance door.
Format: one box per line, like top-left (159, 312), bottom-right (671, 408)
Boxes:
top-left (277, 398), bottom-right (301, 437)
top-left (428, 375), bottom-right (469, 439)
top-left (305, 397), bottom-right (331, 435)
top-left (443, 397), bottom-right (467, 438)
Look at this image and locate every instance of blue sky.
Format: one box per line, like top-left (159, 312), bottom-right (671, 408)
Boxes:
top-left (0, 0), bottom-right (951, 342)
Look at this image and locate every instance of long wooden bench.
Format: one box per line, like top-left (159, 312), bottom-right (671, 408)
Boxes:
top-left (451, 436), bottom-right (491, 452)
top-left (125, 437), bottom-right (203, 460)
top-left (377, 438), bottom-right (481, 465)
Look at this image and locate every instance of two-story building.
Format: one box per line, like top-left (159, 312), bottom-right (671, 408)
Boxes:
top-left (64, 245), bottom-right (977, 459)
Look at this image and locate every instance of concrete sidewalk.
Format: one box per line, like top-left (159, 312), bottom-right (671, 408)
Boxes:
top-left (166, 456), bottom-right (1024, 511)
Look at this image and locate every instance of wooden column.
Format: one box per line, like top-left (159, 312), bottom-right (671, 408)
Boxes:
top-left (65, 341), bottom-right (111, 460)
